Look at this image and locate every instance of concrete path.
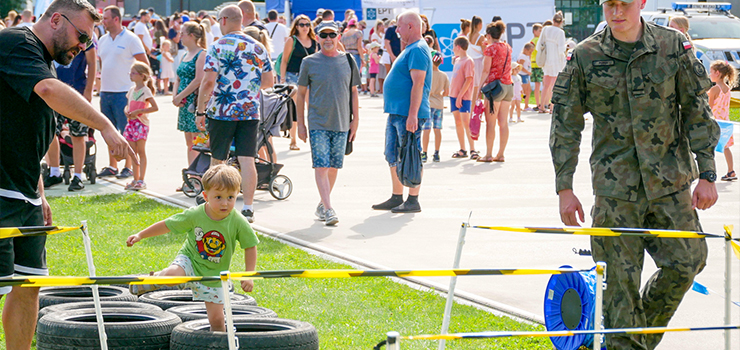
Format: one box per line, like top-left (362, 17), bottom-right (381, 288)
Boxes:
top-left (46, 92), bottom-right (740, 349)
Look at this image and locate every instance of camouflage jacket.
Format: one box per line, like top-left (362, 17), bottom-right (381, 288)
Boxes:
top-left (549, 20), bottom-right (720, 201)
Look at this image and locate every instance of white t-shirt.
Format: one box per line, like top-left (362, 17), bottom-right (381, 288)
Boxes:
top-left (98, 29), bottom-right (146, 92)
top-left (517, 53), bottom-right (531, 75)
top-left (265, 22), bottom-right (289, 59)
top-left (206, 31), bottom-right (214, 48)
top-left (17, 22), bottom-right (33, 28)
top-left (211, 23), bottom-right (223, 39)
top-left (134, 21), bottom-right (153, 50)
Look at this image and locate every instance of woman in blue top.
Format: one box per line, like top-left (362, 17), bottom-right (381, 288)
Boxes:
top-left (173, 21), bottom-right (207, 169)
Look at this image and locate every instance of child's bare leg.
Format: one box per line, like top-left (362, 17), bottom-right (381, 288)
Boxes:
top-left (452, 111), bottom-right (466, 151)
top-left (725, 148), bottom-right (735, 173)
top-left (369, 78), bottom-right (376, 95)
top-left (128, 140), bottom-right (140, 181)
top-left (433, 128), bottom-right (442, 152)
top-left (136, 139), bottom-right (147, 182)
top-left (157, 264), bottom-right (186, 277)
top-left (522, 84), bottom-right (531, 108)
top-left (516, 102), bottom-right (522, 122)
top-left (461, 112), bottom-right (475, 151)
top-left (205, 302), bottom-right (225, 332)
top-left (534, 81), bottom-right (542, 109)
top-left (163, 78), bottom-right (170, 94)
top-left (422, 129), bottom-right (431, 153)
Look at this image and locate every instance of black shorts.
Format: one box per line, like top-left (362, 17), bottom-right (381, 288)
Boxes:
top-left (369, 73), bottom-right (377, 79)
top-left (0, 197), bottom-right (48, 294)
top-left (206, 119), bottom-right (259, 160)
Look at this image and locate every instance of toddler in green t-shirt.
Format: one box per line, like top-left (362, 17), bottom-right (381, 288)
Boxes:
top-left (126, 164), bottom-right (258, 331)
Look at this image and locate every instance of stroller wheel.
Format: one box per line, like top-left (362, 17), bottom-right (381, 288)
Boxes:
top-left (269, 175), bottom-right (292, 200)
top-left (87, 166), bottom-right (96, 184)
top-left (63, 168), bottom-right (71, 185)
top-left (182, 178), bottom-right (203, 198)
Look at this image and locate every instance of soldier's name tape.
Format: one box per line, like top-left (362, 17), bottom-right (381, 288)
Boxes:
top-left (0, 268), bottom-right (593, 287)
top-left (398, 324), bottom-right (740, 340)
top-left (0, 226), bottom-right (81, 239)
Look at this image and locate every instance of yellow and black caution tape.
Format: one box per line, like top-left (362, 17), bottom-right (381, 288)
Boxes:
top-left (0, 226), bottom-right (81, 239)
top-left (0, 267), bottom-right (592, 287)
top-left (399, 324), bottom-right (740, 340)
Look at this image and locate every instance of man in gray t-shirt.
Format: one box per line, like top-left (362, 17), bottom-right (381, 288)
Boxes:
top-left (296, 22), bottom-right (360, 226)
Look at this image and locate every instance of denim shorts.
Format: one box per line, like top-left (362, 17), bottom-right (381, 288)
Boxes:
top-left (100, 92), bottom-right (128, 133)
top-left (384, 114), bottom-right (423, 168)
top-left (309, 129), bottom-right (348, 169)
top-left (284, 71), bottom-right (299, 85)
top-left (520, 74), bottom-right (530, 84)
top-left (450, 97), bottom-right (472, 113)
top-left (422, 108), bottom-right (443, 130)
top-left (172, 254), bottom-right (224, 304)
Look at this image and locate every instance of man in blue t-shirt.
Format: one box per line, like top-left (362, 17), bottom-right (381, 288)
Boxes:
top-left (372, 11), bottom-right (432, 213)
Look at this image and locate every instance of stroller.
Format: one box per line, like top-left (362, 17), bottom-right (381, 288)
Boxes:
top-left (181, 84), bottom-right (297, 201)
top-left (59, 129), bottom-right (97, 185)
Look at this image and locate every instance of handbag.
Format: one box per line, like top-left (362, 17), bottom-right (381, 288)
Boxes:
top-left (396, 131), bottom-right (422, 188)
top-left (535, 29), bottom-right (547, 67)
top-left (345, 53), bottom-right (356, 155)
top-left (470, 100), bottom-right (484, 140)
top-left (481, 45), bottom-right (511, 113)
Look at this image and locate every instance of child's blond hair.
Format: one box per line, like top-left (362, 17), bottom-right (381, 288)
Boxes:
top-left (711, 60), bottom-right (738, 88)
top-left (202, 165), bottom-right (242, 193)
top-left (131, 61), bottom-right (156, 94)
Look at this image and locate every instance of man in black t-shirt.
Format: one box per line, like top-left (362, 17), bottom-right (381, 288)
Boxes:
top-left (0, 0), bottom-right (133, 347)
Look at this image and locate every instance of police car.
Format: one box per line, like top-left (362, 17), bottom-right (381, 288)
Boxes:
top-left (646, 2), bottom-right (740, 72)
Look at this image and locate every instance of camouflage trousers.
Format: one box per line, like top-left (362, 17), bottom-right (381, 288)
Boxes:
top-left (590, 187), bottom-right (707, 350)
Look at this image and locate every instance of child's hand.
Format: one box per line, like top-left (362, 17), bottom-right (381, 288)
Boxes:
top-left (241, 279), bottom-right (254, 292)
top-left (456, 98), bottom-right (462, 109)
top-left (125, 110), bottom-right (139, 119)
top-left (126, 234), bottom-right (141, 247)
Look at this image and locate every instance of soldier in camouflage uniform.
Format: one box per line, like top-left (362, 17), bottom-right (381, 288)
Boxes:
top-left (548, 0), bottom-right (721, 348)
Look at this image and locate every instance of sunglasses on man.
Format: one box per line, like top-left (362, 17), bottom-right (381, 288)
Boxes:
top-left (60, 14), bottom-right (93, 50)
top-left (318, 32), bottom-right (338, 39)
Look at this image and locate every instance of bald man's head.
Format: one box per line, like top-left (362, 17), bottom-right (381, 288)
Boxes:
top-left (219, 5), bottom-right (243, 32)
top-left (396, 11), bottom-right (422, 43)
top-left (238, 0), bottom-right (256, 24)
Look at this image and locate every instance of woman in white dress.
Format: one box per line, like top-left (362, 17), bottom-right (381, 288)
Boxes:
top-left (538, 11), bottom-right (566, 113)
top-left (467, 16), bottom-right (486, 102)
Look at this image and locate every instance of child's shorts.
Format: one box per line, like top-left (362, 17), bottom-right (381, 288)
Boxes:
top-left (520, 74), bottom-right (530, 84)
top-left (422, 108), bottom-right (443, 130)
top-left (369, 73), bottom-right (377, 79)
top-left (123, 118), bottom-right (149, 142)
top-left (172, 254), bottom-right (225, 304)
top-left (450, 97), bottom-right (472, 113)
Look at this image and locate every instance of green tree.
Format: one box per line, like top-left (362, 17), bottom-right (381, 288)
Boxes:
top-left (0, 0), bottom-right (26, 21)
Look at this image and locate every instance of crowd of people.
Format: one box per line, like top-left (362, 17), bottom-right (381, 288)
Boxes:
top-left (0, 0), bottom-right (738, 348)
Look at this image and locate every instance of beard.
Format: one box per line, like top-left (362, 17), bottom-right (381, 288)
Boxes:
top-left (52, 35), bottom-right (79, 65)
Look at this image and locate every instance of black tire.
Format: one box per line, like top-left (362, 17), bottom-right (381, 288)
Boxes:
top-left (269, 175), bottom-right (292, 200)
top-left (182, 178), bottom-right (203, 198)
top-left (87, 165), bottom-right (96, 184)
top-left (167, 304), bottom-right (277, 322)
top-left (138, 290), bottom-right (256, 310)
top-left (63, 167), bottom-right (70, 185)
top-left (38, 300), bottom-right (162, 320)
top-left (170, 317), bottom-right (318, 350)
top-left (36, 307), bottom-right (181, 350)
top-left (39, 286), bottom-right (137, 309)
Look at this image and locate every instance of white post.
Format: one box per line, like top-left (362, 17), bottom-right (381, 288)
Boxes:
top-left (221, 271), bottom-right (238, 350)
top-left (438, 221), bottom-right (468, 350)
top-left (724, 230), bottom-right (732, 350)
top-left (387, 331), bottom-right (400, 350)
top-left (594, 262), bottom-right (606, 350)
top-left (81, 221), bottom-right (108, 350)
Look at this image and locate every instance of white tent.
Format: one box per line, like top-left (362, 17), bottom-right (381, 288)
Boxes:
top-left (362, 0), bottom-right (555, 71)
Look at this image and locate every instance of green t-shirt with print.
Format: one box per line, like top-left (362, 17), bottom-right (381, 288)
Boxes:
top-left (165, 205), bottom-right (259, 287)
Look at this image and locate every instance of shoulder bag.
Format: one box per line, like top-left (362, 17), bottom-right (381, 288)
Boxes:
top-left (345, 53), bottom-right (356, 155)
top-left (480, 44), bottom-right (511, 113)
top-left (535, 28), bottom-right (548, 67)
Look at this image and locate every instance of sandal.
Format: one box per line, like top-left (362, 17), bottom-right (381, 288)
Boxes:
top-left (492, 156), bottom-right (505, 162)
top-left (452, 149), bottom-right (468, 158)
top-left (721, 171), bottom-right (737, 181)
top-left (477, 156), bottom-right (494, 163)
top-left (470, 150), bottom-right (480, 160)
top-left (289, 144), bottom-right (300, 151)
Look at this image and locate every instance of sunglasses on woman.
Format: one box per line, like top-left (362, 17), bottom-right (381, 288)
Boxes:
top-left (318, 32), bottom-right (338, 39)
top-left (60, 14), bottom-right (93, 50)
top-left (297, 22), bottom-right (311, 28)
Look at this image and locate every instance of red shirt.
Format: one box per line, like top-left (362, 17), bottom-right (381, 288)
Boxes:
top-left (483, 41), bottom-right (512, 85)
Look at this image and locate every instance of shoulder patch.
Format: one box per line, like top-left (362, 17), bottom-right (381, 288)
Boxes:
top-left (693, 61), bottom-right (706, 77)
top-left (683, 41), bottom-right (692, 50)
top-left (566, 51), bottom-right (573, 61)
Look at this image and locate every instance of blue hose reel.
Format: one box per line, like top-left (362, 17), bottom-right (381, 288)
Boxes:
top-left (544, 265), bottom-right (605, 350)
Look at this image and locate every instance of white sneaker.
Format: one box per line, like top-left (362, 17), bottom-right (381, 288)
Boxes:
top-left (324, 208), bottom-right (338, 226)
top-left (315, 202), bottom-right (326, 221)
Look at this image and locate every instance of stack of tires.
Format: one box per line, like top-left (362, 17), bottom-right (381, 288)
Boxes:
top-left (35, 286), bottom-right (319, 349)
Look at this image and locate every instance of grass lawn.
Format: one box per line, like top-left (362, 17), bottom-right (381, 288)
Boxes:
top-left (0, 194), bottom-right (552, 350)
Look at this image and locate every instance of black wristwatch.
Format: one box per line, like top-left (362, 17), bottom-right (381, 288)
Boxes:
top-left (196, 112), bottom-right (207, 117)
top-left (699, 171), bottom-right (717, 183)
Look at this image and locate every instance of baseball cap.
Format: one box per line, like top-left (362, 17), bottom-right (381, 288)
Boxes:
top-left (316, 22), bottom-right (339, 33)
top-left (316, 8), bottom-right (325, 16)
top-left (599, 0), bottom-right (634, 4)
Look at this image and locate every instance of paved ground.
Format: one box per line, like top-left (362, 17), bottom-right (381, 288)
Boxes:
top-left (45, 92), bottom-right (740, 349)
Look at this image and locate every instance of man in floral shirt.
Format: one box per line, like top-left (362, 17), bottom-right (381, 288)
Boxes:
top-left (196, 5), bottom-right (274, 223)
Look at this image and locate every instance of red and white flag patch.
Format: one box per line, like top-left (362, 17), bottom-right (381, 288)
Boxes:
top-left (566, 51), bottom-right (573, 61)
top-left (683, 41), bottom-right (692, 50)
